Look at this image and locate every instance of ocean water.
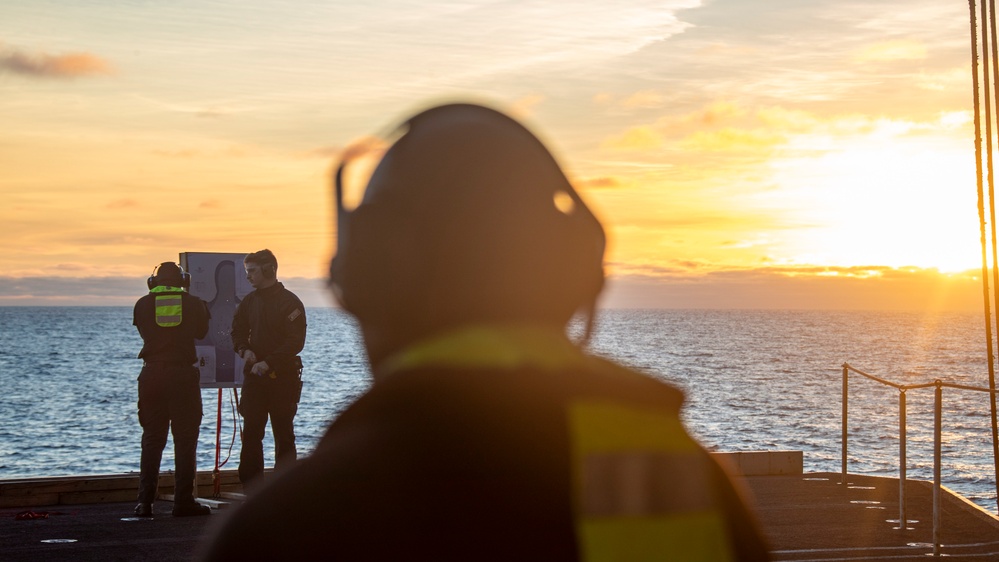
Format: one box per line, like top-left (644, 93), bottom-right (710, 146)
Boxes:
top-left (1, 307), bottom-right (997, 514)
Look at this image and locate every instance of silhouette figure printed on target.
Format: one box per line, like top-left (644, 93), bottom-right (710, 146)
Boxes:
top-left (202, 260), bottom-right (242, 387)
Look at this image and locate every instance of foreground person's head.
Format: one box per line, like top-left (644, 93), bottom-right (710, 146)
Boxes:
top-left (329, 103), bottom-right (606, 369)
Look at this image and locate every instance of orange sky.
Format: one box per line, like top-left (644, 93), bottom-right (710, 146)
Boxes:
top-left (1, 1), bottom-right (996, 310)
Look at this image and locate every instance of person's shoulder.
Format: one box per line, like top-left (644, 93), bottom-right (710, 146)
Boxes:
top-left (276, 284), bottom-right (306, 313)
top-left (182, 292), bottom-right (208, 304)
top-left (277, 283), bottom-right (303, 301)
top-left (575, 354), bottom-right (686, 411)
top-left (134, 293), bottom-right (154, 311)
top-left (238, 289), bottom-right (259, 304)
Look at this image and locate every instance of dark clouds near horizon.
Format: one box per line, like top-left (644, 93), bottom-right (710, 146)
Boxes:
top-left (0, 276), bottom-right (336, 307)
top-left (0, 268), bottom-right (982, 312)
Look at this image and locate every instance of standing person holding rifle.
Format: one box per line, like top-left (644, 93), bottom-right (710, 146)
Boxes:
top-left (133, 261), bottom-right (212, 518)
top-left (231, 249), bottom-right (307, 487)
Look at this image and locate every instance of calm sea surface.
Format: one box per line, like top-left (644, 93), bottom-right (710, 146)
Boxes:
top-left (1, 307), bottom-right (998, 513)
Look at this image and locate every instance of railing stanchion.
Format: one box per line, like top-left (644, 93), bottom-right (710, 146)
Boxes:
top-left (933, 381), bottom-right (943, 557)
top-left (899, 389), bottom-right (907, 529)
top-left (842, 364), bottom-right (849, 485)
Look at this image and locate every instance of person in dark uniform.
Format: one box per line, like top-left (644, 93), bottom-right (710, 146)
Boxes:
top-left (133, 261), bottom-right (211, 517)
top-left (231, 249), bottom-right (306, 486)
top-left (201, 104), bottom-right (771, 560)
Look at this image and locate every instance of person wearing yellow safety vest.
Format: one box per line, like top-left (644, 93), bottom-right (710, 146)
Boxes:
top-left (133, 261), bottom-right (211, 518)
top-left (200, 103), bottom-right (771, 560)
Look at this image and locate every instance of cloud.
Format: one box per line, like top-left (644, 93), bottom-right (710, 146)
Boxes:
top-left (854, 39), bottom-right (927, 63)
top-left (680, 127), bottom-right (785, 152)
top-left (602, 125), bottom-right (665, 149)
top-left (756, 107), bottom-right (819, 131)
top-left (195, 109), bottom-right (225, 119)
top-left (621, 90), bottom-right (667, 109)
top-left (0, 45), bottom-right (113, 79)
top-left (574, 176), bottom-right (623, 190)
top-left (593, 93), bottom-right (614, 106)
top-left (107, 199), bottom-right (139, 210)
top-left (199, 199), bottom-right (222, 209)
top-left (600, 101), bottom-right (753, 151)
top-left (600, 265), bottom-right (982, 312)
top-left (0, 266), bottom-right (981, 312)
top-left (0, 276), bottom-right (335, 307)
top-left (509, 94), bottom-right (546, 118)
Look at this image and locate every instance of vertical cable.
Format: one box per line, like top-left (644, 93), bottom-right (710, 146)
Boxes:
top-left (970, 0), bottom-right (999, 513)
top-left (987, 0), bottom-right (999, 512)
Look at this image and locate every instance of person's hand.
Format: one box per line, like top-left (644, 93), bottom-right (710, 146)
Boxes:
top-left (250, 361), bottom-right (270, 377)
top-left (241, 350), bottom-right (257, 364)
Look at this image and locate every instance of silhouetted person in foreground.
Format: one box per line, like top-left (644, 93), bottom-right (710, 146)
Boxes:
top-left (201, 103), bottom-right (771, 560)
top-left (232, 249), bottom-right (307, 486)
top-left (133, 262), bottom-right (211, 517)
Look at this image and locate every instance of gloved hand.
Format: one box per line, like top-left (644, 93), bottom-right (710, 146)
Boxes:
top-left (241, 349), bottom-right (258, 364)
top-left (250, 361), bottom-right (271, 377)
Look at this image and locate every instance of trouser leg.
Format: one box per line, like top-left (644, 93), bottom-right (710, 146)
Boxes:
top-left (238, 381), bottom-right (267, 485)
top-left (270, 387), bottom-right (299, 471)
top-left (170, 368), bottom-right (203, 504)
top-left (137, 371), bottom-right (169, 504)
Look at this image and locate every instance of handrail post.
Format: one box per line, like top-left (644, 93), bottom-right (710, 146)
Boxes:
top-left (933, 381), bottom-right (943, 557)
top-left (898, 389), bottom-right (907, 529)
top-left (842, 364), bottom-right (849, 485)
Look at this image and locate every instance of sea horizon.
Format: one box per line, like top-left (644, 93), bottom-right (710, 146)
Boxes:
top-left (2, 306), bottom-right (997, 514)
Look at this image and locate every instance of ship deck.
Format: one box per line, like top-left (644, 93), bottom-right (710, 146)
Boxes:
top-left (1, 467), bottom-right (998, 560)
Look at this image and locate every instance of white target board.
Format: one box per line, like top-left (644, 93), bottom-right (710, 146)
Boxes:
top-left (180, 252), bottom-right (252, 388)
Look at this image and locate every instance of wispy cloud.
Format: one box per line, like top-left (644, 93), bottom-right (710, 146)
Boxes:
top-left (601, 265), bottom-right (982, 311)
top-left (853, 39), bottom-right (928, 63)
top-left (0, 44), bottom-right (113, 79)
top-left (106, 199), bottom-right (139, 210)
top-left (510, 94), bottom-right (546, 118)
top-left (574, 176), bottom-right (623, 190)
top-left (620, 90), bottom-right (667, 109)
top-left (601, 125), bottom-right (665, 150)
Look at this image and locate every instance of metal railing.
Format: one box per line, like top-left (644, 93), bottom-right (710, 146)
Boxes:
top-left (841, 363), bottom-right (998, 556)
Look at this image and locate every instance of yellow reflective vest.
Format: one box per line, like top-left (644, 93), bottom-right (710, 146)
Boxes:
top-left (380, 325), bottom-right (754, 561)
top-left (149, 285), bottom-right (186, 327)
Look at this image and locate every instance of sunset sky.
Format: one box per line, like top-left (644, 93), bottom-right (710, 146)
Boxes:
top-left (1, 0), bottom-right (994, 310)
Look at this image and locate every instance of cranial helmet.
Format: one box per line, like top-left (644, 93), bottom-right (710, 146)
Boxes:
top-left (148, 262), bottom-right (190, 290)
top-left (330, 103), bottom-right (605, 338)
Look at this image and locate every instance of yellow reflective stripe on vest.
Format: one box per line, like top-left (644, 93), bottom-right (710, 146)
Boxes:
top-left (149, 286), bottom-right (186, 328)
top-left (378, 324), bottom-right (586, 377)
top-left (568, 401), bottom-right (735, 562)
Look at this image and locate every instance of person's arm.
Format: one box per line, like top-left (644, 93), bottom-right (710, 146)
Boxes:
top-left (193, 297), bottom-right (211, 340)
top-left (231, 298), bottom-right (250, 355)
top-left (133, 301), bottom-right (142, 336)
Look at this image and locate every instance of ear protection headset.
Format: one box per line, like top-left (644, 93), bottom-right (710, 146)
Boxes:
top-left (262, 262), bottom-right (277, 279)
top-left (245, 250), bottom-right (278, 280)
top-left (147, 262), bottom-right (191, 290)
top-left (329, 103), bottom-right (605, 339)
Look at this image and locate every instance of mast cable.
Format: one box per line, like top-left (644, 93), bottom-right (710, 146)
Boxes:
top-left (969, 0), bottom-right (999, 512)
top-left (987, 0), bottom-right (999, 512)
